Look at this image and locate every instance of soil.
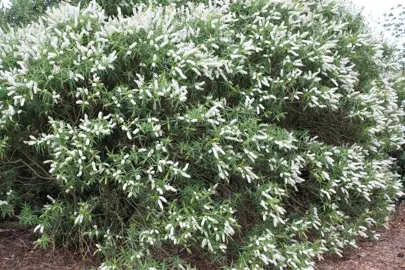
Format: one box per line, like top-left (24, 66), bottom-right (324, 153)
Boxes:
top-left (316, 202), bottom-right (405, 270)
top-left (0, 228), bottom-right (98, 270)
top-left (0, 204), bottom-right (404, 270)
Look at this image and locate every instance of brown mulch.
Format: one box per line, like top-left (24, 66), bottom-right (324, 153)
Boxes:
top-left (316, 202), bottom-right (405, 270)
top-left (0, 229), bottom-right (98, 270)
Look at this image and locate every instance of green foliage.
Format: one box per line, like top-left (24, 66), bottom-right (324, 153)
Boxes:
top-left (0, 0), bottom-right (404, 269)
top-left (0, 0), bottom-right (60, 26)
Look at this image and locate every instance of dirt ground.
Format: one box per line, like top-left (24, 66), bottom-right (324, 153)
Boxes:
top-left (0, 228), bottom-right (98, 270)
top-left (0, 204), bottom-right (405, 270)
top-left (316, 202), bottom-right (405, 270)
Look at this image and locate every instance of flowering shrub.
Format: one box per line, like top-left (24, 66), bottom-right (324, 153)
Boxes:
top-left (382, 3), bottom-right (405, 191)
top-left (0, 0), bottom-right (404, 268)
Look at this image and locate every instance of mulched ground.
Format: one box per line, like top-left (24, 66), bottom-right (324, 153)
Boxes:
top-left (0, 229), bottom-right (98, 270)
top-left (1, 203), bottom-right (405, 270)
top-left (316, 202), bottom-right (405, 270)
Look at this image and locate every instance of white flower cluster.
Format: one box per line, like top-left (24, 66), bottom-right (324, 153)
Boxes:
top-left (0, 0), bottom-right (404, 269)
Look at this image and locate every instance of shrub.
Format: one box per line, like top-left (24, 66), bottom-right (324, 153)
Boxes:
top-left (382, 3), bottom-right (405, 191)
top-left (0, 0), bottom-right (404, 268)
top-left (0, 0), bottom-right (148, 27)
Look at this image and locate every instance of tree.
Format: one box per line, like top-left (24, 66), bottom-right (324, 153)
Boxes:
top-left (383, 4), bottom-right (405, 40)
top-left (382, 4), bottom-right (405, 65)
top-left (0, 0), bottom-right (60, 27)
